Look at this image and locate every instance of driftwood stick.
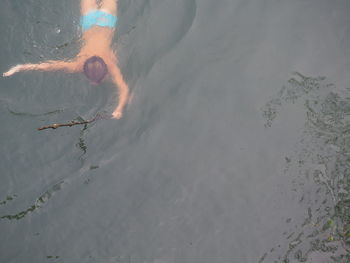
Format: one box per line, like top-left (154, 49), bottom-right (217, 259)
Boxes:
top-left (37, 113), bottom-right (110, 131)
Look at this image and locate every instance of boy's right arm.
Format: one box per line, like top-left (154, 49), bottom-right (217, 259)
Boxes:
top-left (3, 60), bottom-right (79, 77)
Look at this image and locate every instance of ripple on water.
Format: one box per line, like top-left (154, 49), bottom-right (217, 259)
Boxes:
top-left (125, 0), bottom-right (197, 77)
top-left (0, 181), bottom-right (65, 221)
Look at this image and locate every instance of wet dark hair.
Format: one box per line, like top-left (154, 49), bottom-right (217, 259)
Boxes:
top-left (83, 56), bottom-right (108, 84)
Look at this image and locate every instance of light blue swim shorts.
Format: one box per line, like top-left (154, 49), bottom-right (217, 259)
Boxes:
top-left (80, 10), bottom-right (117, 32)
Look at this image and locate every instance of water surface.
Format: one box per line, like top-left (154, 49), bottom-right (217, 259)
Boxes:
top-left (1, 0), bottom-right (350, 262)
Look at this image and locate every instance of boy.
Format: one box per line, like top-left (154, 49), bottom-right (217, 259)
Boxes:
top-left (3, 0), bottom-right (128, 119)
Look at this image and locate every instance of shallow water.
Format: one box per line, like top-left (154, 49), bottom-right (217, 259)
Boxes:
top-left (1, 0), bottom-right (350, 262)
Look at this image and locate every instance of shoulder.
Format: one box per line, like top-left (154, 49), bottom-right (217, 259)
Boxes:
top-left (104, 55), bottom-right (118, 70)
top-left (70, 56), bottom-right (86, 72)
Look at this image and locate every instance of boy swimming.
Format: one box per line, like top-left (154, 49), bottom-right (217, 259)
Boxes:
top-left (3, 0), bottom-right (128, 119)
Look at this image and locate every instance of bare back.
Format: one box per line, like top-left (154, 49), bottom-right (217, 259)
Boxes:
top-left (77, 0), bottom-right (118, 69)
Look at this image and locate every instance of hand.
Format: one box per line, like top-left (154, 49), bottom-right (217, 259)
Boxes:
top-left (3, 65), bottom-right (25, 77)
top-left (112, 110), bottom-right (122, 119)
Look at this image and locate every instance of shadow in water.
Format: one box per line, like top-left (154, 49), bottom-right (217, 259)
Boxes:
top-left (261, 73), bottom-right (350, 262)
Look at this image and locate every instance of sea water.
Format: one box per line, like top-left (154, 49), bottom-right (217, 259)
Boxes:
top-left (1, 0), bottom-right (350, 262)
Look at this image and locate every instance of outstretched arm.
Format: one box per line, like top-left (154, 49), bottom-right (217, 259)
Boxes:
top-left (109, 63), bottom-right (129, 119)
top-left (3, 60), bottom-right (79, 77)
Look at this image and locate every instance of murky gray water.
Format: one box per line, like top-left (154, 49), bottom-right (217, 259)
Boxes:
top-left (1, 0), bottom-right (350, 262)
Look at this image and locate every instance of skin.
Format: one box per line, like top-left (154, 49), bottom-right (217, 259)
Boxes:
top-left (3, 0), bottom-right (128, 119)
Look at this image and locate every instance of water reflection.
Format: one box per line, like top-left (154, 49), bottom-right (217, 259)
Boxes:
top-left (262, 73), bottom-right (350, 262)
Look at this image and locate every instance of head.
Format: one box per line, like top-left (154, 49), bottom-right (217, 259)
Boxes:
top-left (83, 56), bottom-right (108, 85)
